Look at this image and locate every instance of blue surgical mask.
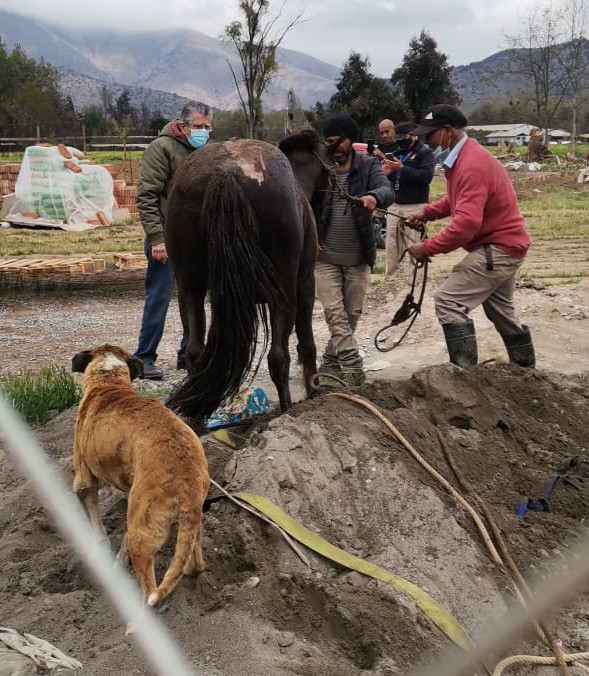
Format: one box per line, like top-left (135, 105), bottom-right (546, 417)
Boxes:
top-left (434, 146), bottom-right (450, 165)
top-left (188, 129), bottom-right (209, 149)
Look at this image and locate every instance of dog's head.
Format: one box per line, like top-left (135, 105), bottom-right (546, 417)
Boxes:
top-left (72, 345), bottom-right (144, 382)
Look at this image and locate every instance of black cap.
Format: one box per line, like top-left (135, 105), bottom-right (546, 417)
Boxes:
top-left (395, 121), bottom-right (417, 136)
top-left (322, 115), bottom-right (360, 142)
top-left (412, 105), bottom-right (468, 136)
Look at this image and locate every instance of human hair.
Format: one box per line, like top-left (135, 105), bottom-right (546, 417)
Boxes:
top-left (180, 101), bottom-right (212, 124)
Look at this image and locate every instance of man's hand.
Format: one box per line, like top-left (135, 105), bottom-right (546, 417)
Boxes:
top-left (407, 243), bottom-right (428, 261)
top-left (360, 195), bottom-right (377, 213)
top-left (151, 242), bottom-right (169, 263)
top-left (406, 207), bottom-right (427, 224)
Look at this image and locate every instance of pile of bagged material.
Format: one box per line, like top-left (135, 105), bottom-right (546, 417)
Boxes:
top-left (4, 144), bottom-right (114, 231)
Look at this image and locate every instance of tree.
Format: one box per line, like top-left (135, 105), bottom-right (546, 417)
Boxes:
top-left (224, 0), bottom-right (302, 139)
top-left (559, 0), bottom-right (589, 152)
top-left (391, 30), bottom-right (460, 120)
top-left (0, 39), bottom-right (62, 136)
top-left (313, 52), bottom-right (407, 139)
top-left (504, 4), bottom-right (569, 138)
top-left (114, 89), bottom-right (135, 126)
top-left (81, 105), bottom-right (118, 136)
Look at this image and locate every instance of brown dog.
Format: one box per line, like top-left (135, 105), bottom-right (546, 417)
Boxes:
top-left (72, 344), bottom-right (210, 607)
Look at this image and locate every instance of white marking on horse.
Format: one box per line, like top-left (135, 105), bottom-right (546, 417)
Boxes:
top-left (226, 142), bottom-right (267, 185)
top-left (101, 352), bottom-right (126, 371)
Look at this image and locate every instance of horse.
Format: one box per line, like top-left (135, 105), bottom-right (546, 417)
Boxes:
top-left (165, 129), bottom-right (330, 423)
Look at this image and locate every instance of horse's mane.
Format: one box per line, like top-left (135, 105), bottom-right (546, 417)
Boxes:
top-left (278, 128), bottom-right (321, 155)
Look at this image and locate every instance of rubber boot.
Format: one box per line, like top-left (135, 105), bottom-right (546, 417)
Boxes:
top-left (442, 320), bottom-right (478, 367)
top-left (501, 325), bottom-right (536, 368)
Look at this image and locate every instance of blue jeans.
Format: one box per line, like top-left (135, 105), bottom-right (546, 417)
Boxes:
top-left (134, 238), bottom-right (186, 366)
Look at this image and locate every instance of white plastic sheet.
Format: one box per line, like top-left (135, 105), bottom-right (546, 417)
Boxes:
top-left (5, 145), bottom-right (114, 231)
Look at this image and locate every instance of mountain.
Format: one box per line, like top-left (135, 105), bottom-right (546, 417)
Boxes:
top-left (0, 8), bottom-right (339, 113)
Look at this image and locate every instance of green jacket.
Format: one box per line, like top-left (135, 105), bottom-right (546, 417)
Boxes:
top-left (136, 121), bottom-right (193, 245)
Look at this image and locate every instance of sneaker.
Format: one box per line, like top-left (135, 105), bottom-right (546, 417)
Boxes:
top-left (141, 363), bottom-right (163, 380)
top-left (343, 371), bottom-right (366, 387)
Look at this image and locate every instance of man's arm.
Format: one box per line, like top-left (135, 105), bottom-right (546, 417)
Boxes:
top-left (135, 141), bottom-right (170, 246)
top-left (365, 158), bottom-right (394, 208)
top-left (422, 173), bottom-right (488, 256)
top-left (399, 148), bottom-right (436, 186)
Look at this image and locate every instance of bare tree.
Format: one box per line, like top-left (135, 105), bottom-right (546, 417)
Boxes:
top-left (224, 0), bottom-right (303, 139)
top-left (559, 0), bottom-right (589, 153)
top-left (505, 3), bottom-right (567, 138)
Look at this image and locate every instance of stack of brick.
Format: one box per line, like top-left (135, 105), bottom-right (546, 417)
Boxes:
top-left (112, 179), bottom-right (139, 218)
top-left (0, 164), bottom-right (21, 211)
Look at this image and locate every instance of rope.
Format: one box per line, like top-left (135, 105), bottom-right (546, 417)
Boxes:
top-left (493, 653), bottom-right (589, 675)
top-left (329, 393), bottom-right (579, 676)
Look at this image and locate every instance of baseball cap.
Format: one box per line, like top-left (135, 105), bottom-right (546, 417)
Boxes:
top-left (395, 121), bottom-right (417, 136)
top-left (412, 105), bottom-right (468, 136)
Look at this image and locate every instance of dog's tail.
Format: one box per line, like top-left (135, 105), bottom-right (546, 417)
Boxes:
top-left (147, 506), bottom-right (204, 607)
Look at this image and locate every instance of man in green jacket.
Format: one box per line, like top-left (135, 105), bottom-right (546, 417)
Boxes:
top-left (134, 101), bottom-right (212, 379)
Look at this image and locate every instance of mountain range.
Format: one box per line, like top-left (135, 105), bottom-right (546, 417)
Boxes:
top-left (0, 8), bottom-right (541, 117)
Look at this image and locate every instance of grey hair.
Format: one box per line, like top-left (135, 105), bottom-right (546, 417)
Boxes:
top-left (180, 101), bottom-right (212, 123)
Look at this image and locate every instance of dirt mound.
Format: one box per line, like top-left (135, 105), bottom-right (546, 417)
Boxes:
top-left (1, 364), bottom-right (589, 675)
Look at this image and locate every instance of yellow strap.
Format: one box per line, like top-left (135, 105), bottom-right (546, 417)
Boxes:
top-left (209, 429), bottom-right (237, 449)
top-left (233, 491), bottom-right (470, 650)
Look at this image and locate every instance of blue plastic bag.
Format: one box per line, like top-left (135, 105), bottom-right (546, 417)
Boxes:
top-left (205, 387), bottom-right (270, 429)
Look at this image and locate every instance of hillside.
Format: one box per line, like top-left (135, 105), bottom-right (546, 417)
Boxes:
top-left (0, 8), bottom-right (339, 112)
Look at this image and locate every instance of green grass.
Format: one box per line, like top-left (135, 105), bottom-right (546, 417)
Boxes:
top-left (1, 366), bottom-right (82, 424)
top-left (519, 187), bottom-right (589, 239)
top-left (1, 150), bottom-right (144, 164)
top-left (0, 223), bottom-right (144, 258)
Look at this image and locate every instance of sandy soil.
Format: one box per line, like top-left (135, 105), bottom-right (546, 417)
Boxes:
top-left (1, 170), bottom-right (589, 674)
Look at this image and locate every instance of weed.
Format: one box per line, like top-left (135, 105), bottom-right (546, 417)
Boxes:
top-left (1, 366), bottom-right (82, 424)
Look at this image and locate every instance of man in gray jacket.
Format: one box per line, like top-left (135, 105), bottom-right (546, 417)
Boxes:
top-left (317, 114), bottom-right (393, 385)
top-left (134, 101), bottom-right (212, 379)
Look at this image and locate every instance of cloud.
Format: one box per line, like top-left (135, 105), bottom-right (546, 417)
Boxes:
top-left (0, 0), bottom-right (562, 77)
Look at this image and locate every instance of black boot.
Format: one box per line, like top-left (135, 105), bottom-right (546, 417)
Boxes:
top-left (442, 320), bottom-right (478, 367)
top-left (502, 325), bottom-right (536, 368)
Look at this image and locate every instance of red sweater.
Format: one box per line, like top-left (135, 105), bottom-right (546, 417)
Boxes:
top-left (422, 138), bottom-right (530, 259)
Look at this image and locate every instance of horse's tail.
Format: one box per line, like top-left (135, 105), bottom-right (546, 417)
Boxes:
top-left (167, 170), bottom-right (284, 421)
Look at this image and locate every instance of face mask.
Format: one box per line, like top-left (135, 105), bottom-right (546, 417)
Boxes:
top-left (188, 129), bottom-right (209, 149)
top-left (396, 138), bottom-right (412, 153)
top-left (434, 146), bottom-right (450, 165)
top-left (432, 128), bottom-right (450, 164)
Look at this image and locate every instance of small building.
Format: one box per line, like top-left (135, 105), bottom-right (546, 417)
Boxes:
top-left (467, 124), bottom-right (536, 146)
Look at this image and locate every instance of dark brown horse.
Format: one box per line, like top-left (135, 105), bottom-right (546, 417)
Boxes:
top-left (165, 129), bottom-right (330, 422)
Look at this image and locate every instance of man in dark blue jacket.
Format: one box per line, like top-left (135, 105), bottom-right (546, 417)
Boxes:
top-left (380, 121), bottom-right (435, 278)
top-left (317, 114), bottom-right (394, 385)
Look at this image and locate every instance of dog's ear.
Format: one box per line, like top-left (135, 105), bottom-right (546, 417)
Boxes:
top-left (127, 357), bottom-right (144, 381)
top-left (72, 350), bottom-right (93, 373)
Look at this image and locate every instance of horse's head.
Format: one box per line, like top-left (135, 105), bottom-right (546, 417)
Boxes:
top-left (278, 129), bottom-right (332, 203)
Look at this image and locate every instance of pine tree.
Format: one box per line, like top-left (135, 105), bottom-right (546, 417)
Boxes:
top-left (391, 31), bottom-right (460, 120)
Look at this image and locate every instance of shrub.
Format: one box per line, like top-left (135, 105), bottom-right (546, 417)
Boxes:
top-left (1, 366), bottom-right (82, 424)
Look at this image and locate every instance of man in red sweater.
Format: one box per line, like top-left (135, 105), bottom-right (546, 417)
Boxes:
top-left (407, 104), bottom-right (535, 368)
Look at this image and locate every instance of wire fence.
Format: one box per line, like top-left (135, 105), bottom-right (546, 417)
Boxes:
top-left (0, 393), bottom-right (197, 676)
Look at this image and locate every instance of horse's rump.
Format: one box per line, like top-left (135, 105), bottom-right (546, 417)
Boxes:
top-left (166, 140), bottom-right (305, 421)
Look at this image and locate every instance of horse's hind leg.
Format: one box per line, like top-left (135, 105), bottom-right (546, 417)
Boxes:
top-left (268, 303), bottom-right (296, 411)
top-left (178, 285), bottom-right (207, 370)
top-left (295, 272), bottom-right (317, 398)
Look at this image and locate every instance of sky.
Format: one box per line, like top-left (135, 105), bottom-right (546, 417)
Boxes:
top-left (0, 0), bottom-right (558, 77)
